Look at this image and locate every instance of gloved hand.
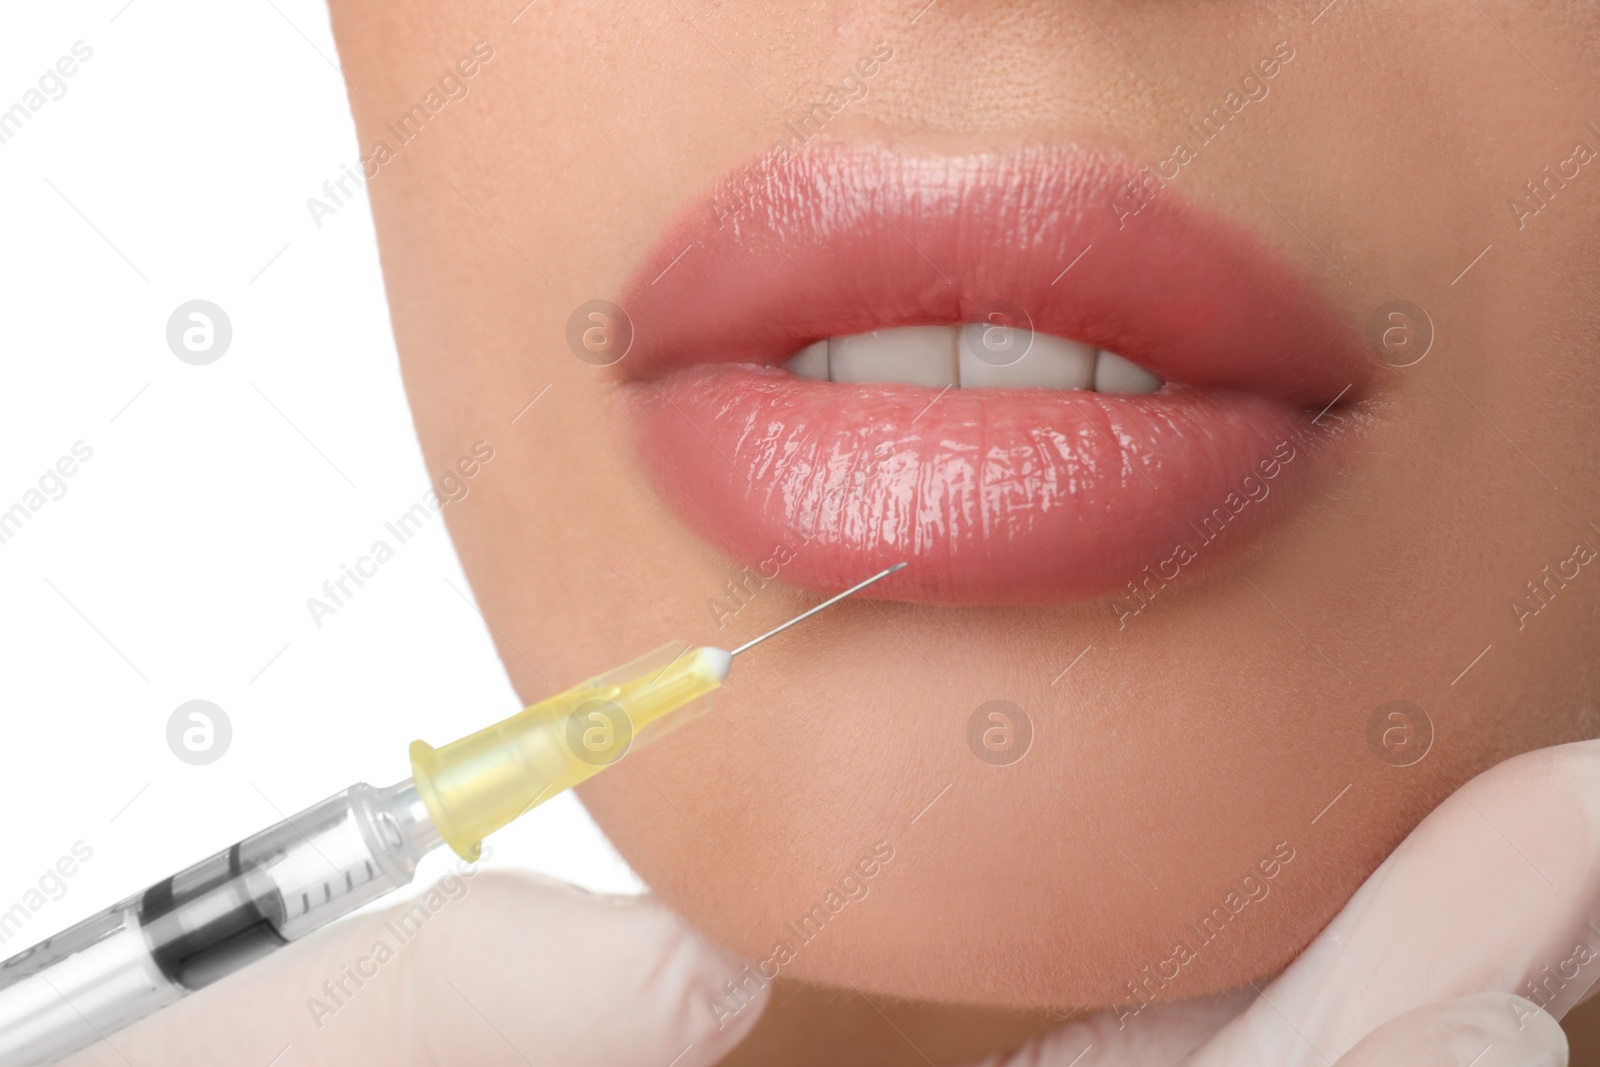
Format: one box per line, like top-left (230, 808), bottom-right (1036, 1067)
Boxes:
top-left (63, 740), bottom-right (1595, 1067)
top-left (60, 861), bottom-right (767, 1067)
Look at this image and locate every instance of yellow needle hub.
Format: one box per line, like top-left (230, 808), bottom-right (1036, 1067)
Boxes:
top-left (410, 642), bottom-right (730, 861)
top-left (408, 562), bottom-right (904, 862)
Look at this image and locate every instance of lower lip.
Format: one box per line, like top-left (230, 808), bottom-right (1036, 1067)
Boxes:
top-left (630, 364), bottom-right (1331, 606)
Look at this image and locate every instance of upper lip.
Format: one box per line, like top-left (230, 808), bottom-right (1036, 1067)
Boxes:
top-left (613, 141), bottom-right (1371, 606)
top-left (617, 141), bottom-right (1369, 407)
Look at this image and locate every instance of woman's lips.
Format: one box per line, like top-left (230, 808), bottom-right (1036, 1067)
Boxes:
top-left (618, 143), bottom-right (1369, 606)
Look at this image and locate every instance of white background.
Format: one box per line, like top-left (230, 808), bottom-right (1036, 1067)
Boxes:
top-left (0, 0), bottom-right (642, 948)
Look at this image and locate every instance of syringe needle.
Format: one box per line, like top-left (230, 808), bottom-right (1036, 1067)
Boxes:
top-left (728, 562), bottom-right (907, 657)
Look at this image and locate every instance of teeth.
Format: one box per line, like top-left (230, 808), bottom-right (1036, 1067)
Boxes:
top-left (786, 339), bottom-right (829, 381)
top-left (780, 325), bottom-right (1161, 394)
top-left (1092, 349), bottom-right (1163, 395)
top-left (828, 326), bottom-right (958, 389)
top-left (959, 327), bottom-right (1096, 389)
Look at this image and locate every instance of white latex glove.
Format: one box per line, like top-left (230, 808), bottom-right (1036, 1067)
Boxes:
top-left (60, 866), bottom-right (766, 1067)
top-left (991, 740), bottom-right (1597, 1066)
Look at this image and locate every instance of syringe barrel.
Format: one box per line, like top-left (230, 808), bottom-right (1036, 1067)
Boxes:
top-left (0, 780), bottom-right (439, 1067)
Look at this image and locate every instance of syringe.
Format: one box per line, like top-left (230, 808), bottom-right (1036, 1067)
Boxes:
top-left (0, 563), bottom-right (904, 1067)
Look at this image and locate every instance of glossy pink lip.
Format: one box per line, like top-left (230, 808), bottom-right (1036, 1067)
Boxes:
top-left (618, 143), bottom-right (1369, 605)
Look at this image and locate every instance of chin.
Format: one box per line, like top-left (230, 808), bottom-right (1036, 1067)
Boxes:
top-left (570, 625), bottom-right (1462, 1012)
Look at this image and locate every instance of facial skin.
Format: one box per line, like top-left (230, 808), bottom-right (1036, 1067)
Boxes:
top-left (326, 0), bottom-right (1600, 1052)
